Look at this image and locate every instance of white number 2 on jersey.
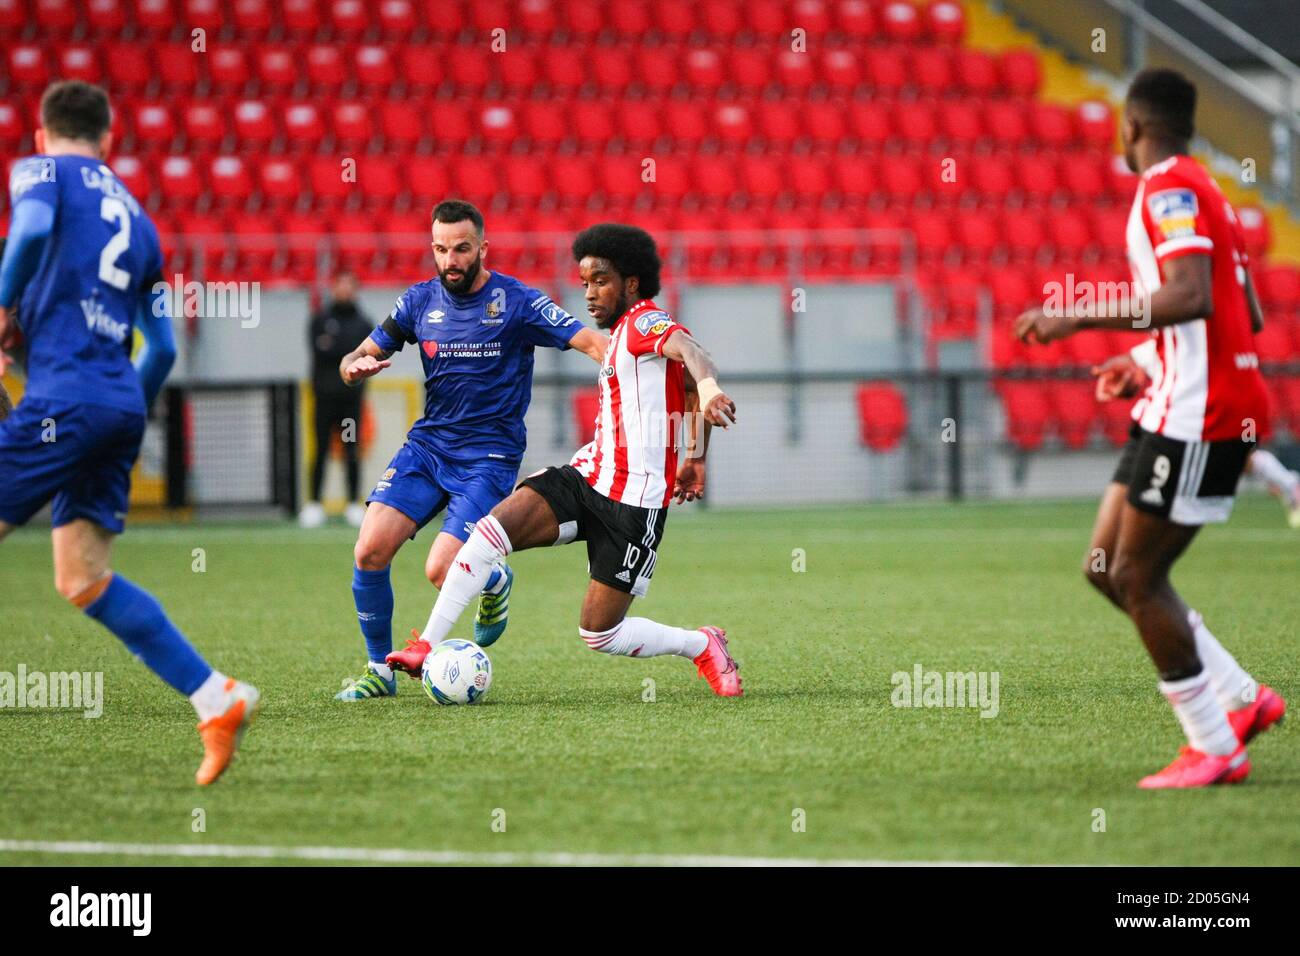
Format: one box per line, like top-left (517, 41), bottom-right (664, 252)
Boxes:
top-left (98, 196), bottom-right (132, 290)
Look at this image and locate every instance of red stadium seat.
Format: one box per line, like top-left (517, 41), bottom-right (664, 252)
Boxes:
top-left (424, 0), bottom-right (468, 36)
top-left (132, 102), bottom-right (176, 151)
top-left (35, 0), bottom-right (78, 32)
top-left (310, 155), bottom-right (355, 204)
top-left (911, 210), bottom-right (953, 265)
top-left (571, 99), bottom-right (616, 146)
top-left (999, 49), bottom-right (1042, 97)
top-left (856, 382), bottom-right (909, 451)
top-left (88, 0), bottom-right (129, 34)
top-left (864, 46), bottom-right (907, 94)
top-left (837, 0), bottom-right (876, 39)
top-left (1049, 381), bottom-right (1096, 449)
top-left (880, 160), bottom-right (924, 206)
top-left (896, 100), bottom-right (938, 145)
top-left (939, 99), bottom-right (984, 147)
top-left (713, 103), bottom-right (753, 146)
top-left (159, 155), bottom-right (203, 205)
top-left (430, 108), bottom-right (472, 148)
top-left (56, 46), bottom-right (101, 83)
top-left (406, 155), bottom-right (450, 203)
top-left (355, 45), bottom-right (397, 89)
top-left (776, 50), bottom-right (816, 93)
top-left (790, 155), bottom-right (831, 199)
top-left (847, 100), bottom-right (892, 147)
top-left (1029, 102), bottom-right (1076, 148)
top-left (330, 101), bottom-right (373, 148)
top-left (953, 48), bottom-right (999, 95)
top-left (255, 46), bottom-right (298, 94)
top-left (478, 103), bottom-right (518, 147)
top-left (910, 47), bottom-right (953, 94)
top-left (356, 155), bottom-right (402, 206)
top-left (1256, 263), bottom-right (1300, 311)
top-left (284, 102), bottom-right (326, 151)
top-left (110, 154), bottom-right (151, 200)
top-left (8, 45), bottom-right (51, 89)
top-left (233, 0), bottom-right (274, 35)
top-left (989, 266), bottom-right (1035, 315)
top-left (1099, 396), bottom-right (1133, 446)
top-left (1237, 206), bottom-right (1271, 259)
top-left (521, 100), bottom-right (567, 148)
top-left (306, 45), bottom-right (348, 91)
top-left (591, 46), bottom-right (634, 93)
top-left (983, 100), bottom-right (1030, 147)
top-left (329, 0), bottom-right (370, 38)
top-left (381, 100), bottom-right (429, 150)
top-left (233, 99), bottom-right (277, 148)
top-left (822, 49), bottom-right (861, 92)
top-left (1107, 153), bottom-right (1138, 200)
top-left (378, 0), bottom-right (417, 35)
top-left (699, 0), bottom-right (743, 39)
top-left (803, 101), bottom-right (845, 145)
top-left (540, 45), bottom-right (586, 95)
top-left (132, 0), bottom-right (174, 34)
top-left (1017, 153), bottom-right (1060, 202)
top-left (955, 210), bottom-right (1000, 262)
top-left (1002, 382), bottom-right (1051, 450)
top-left (1052, 210), bottom-right (1094, 258)
top-left (257, 158), bottom-right (299, 205)
top-left (155, 43), bottom-right (201, 90)
top-left (684, 49), bottom-right (725, 93)
top-left (1253, 321), bottom-right (1293, 363)
top-left (103, 46), bottom-right (153, 91)
top-left (447, 46), bottom-right (492, 93)
top-left (0, 103), bottom-right (25, 152)
top-left (183, 0), bottom-right (223, 33)
top-left (634, 48), bottom-right (680, 96)
top-left (209, 48), bottom-right (251, 93)
top-left (651, 0), bottom-right (694, 39)
top-left (1060, 153), bottom-right (1108, 202)
top-left (499, 48), bottom-right (540, 93)
top-left (209, 155), bottom-right (254, 206)
top-left (835, 155), bottom-right (876, 201)
top-left (1003, 208), bottom-right (1046, 261)
top-left (690, 155), bottom-right (737, 203)
top-left (924, 0), bottom-right (966, 43)
top-left (572, 389), bottom-right (600, 444)
top-left (880, 1), bottom-right (922, 42)
top-left (182, 103), bottom-right (225, 148)
top-left (1076, 100), bottom-right (1115, 150)
top-left (401, 46), bottom-right (442, 91)
top-left (504, 159), bottom-right (549, 206)
top-left (971, 153), bottom-right (1015, 202)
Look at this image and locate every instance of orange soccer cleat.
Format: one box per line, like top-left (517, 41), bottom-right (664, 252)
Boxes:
top-left (195, 678), bottom-right (261, 786)
top-left (1137, 744), bottom-right (1249, 789)
top-left (386, 630), bottom-right (432, 678)
top-left (1228, 685), bottom-right (1286, 745)
top-left (693, 626), bottom-right (742, 697)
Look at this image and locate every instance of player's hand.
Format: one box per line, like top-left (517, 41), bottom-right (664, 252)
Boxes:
top-left (1013, 307), bottom-right (1077, 345)
top-left (673, 458), bottom-right (706, 504)
top-left (1092, 353), bottom-right (1148, 402)
top-left (702, 391), bottom-right (736, 429)
top-left (343, 354), bottom-right (390, 384)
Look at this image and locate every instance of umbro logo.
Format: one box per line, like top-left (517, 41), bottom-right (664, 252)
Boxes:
top-left (615, 570), bottom-right (632, 583)
top-left (427, 310), bottom-right (444, 323)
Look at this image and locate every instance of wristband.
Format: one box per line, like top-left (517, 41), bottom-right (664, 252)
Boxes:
top-left (696, 376), bottom-right (723, 409)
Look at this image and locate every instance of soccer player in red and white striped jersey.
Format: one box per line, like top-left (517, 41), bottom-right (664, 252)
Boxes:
top-left (388, 224), bottom-right (743, 696)
top-left (1015, 69), bottom-right (1284, 788)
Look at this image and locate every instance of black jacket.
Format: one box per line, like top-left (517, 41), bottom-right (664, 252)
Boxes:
top-left (310, 300), bottom-right (373, 395)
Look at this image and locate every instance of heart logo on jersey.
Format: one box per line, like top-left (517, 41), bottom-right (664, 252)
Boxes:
top-left (422, 340), bottom-right (438, 359)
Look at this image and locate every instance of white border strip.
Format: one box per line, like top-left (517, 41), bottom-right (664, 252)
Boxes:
top-left (0, 839), bottom-right (1010, 868)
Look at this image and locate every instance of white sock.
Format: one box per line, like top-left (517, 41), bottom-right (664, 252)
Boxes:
top-left (1158, 671), bottom-right (1239, 756)
top-left (484, 562), bottom-right (509, 595)
top-left (1249, 449), bottom-right (1299, 494)
top-left (1188, 609), bottom-right (1255, 712)
top-left (420, 517), bottom-right (512, 645)
top-left (190, 670), bottom-right (229, 722)
top-left (579, 617), bottom-right (708, 659)
top-left (368, 661), bottom-right (394, 681)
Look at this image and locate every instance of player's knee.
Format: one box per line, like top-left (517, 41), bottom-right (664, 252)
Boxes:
top-left (353, 536), bottom-right (391, 572)
top-left (1109, 558), bottom-right (1156, 609)
top-left (1082, 559), bottom-right (1111, 597)
top-left (54, 567), bottom-right (105, 604)
top-left (425, 554), bottom-right (449, 589)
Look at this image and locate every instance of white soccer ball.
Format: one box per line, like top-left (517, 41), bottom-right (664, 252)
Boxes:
top-left (421, 639), bottom-right (492, 705)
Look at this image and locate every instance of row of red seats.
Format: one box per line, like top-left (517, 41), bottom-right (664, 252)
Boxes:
top-left (6, 0), bottom-right (971, 46)
top-left (1, 150), bottom-right (1141, 218)
top-left (52, 95), bottom-right (1108, 157)
top-left (1000, 378), bottom-right (1300, 450)
top-left (3, 41), bottom-right (1043, 101)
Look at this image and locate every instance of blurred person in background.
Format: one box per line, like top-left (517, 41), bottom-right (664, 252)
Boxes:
top-left (301, 270), bottom-right (373, 529)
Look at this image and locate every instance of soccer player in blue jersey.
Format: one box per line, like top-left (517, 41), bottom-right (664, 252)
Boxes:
top-left (0, 82), bottom-right (259, 785)
top-left (332, 199), bottom-right (607, 699)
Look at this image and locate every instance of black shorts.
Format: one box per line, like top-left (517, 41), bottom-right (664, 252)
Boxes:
top-left (519, 465), bottom-right (667, 597)
top-left (1111, 423), bottom-right (1251, 526)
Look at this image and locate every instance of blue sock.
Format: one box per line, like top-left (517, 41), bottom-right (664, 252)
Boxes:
top-left (352, 565), bottom-right (394, 664)
top-left (83, 575), bottom-right (213, 695)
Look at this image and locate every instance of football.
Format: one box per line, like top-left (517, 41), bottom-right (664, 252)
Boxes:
top-left (421, 639), bottom-right (492, 705)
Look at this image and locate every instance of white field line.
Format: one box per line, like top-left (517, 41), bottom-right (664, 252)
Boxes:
top-left (0, 838), bottom-right (1014, 868)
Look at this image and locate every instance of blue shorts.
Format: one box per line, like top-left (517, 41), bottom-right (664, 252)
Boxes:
top-left (366, 439), bottom-right (517, 542)
top-left (0, 397), bottom-right (145, 534)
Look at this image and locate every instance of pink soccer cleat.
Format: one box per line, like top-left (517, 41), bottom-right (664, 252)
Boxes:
top-left (693, 626), bottom-right (742, 697)
top-left (1228, 685), bottom-right (1286, 745)
top-left (386, 630), bottom-right (432, 679)
top-left (1137, 744), bottom-right (1250, 789)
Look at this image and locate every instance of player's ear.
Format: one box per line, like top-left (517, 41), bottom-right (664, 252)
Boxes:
top-left (625, 274), bottom-right (639, 299)
top-left (98, 130), bottom-right (113, 160)
top-left (479, 237), bottom-right (488, 261)
top-left (34, 127), bottom-right (45, 153)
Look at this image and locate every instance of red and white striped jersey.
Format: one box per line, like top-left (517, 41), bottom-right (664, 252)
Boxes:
top-left (570, 299), bottom-right (688, 509)
top-left (1125, 154), bottom-right (1269, 442)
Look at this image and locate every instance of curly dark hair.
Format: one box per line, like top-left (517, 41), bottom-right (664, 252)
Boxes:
top-left (1127, 68), bottom-right (1196, 141)
top-left (571, 223), bottom-right (661, 299)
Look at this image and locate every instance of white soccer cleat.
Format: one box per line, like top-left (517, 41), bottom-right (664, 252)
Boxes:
top-left (344, 502), bottom-right (366, 528)
top-left (298, 501), bottom-right (327, 528)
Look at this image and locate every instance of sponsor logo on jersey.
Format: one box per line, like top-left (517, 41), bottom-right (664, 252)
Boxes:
top-left (634, 309), bottom-right (670, 334)
top-left (382, 468), bottom-right (396, 480)
top-left (1147, 188), bottom-right (1199, 240)
top-left (427, 310), bottom-right (444, 323)
top-left (540, 302), bottom-right (572, 326)
top-left (422, 339), bottom-right (438, 358)
top-left (9, 157), bottom-right (55, 202)
top-left (80, 296), bottom-right (130, 343)
top-left (648, 320), bottom-right (671, 336)
top-left (615, 570), bottom-right (632, 583)
top-left (486, 300), bottom-right (502, 319)
top-left (601, 365), bottom-right (615, 377)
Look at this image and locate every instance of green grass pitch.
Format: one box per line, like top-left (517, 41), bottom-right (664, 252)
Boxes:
top-left (1, 497), bottom-right (1297, 865)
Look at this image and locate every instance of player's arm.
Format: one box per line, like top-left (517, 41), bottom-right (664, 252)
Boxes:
top-left (0, 196), bottom-right (55, 369)
top-left (1243, 267), bottom-right (1265, 333)
top-left (134, 279), bottom-right (177, 409)
top-left (1016, 255), bottom-right (1213, 343)
top-left (339, 336), bottom-right (392, 385)
top-left (568, 326), bottom-right (609, 363)
top-left (673, 379), bottom-right (709, 503)
top-left (661, 329), bottom-right (736, 428)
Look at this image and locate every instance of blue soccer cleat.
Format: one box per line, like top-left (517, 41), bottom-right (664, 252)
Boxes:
top-left (474, 564), bottom-right (513, 647)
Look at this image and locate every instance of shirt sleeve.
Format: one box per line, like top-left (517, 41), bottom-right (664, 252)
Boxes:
top-left (519, 288), bottom-right (582, 350)
top-left (370, 288), bottom-right (418, 352)
top-left (1142, 172), bottom-right (1213, 265)
top-left (9, 156), bottom-right (59, 210)
top-left (624, 309), bottom-right (687, 358)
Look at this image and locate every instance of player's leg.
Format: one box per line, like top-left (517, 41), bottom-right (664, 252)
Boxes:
top-left (340, 388), bottom-right (365, 528)
top-left (300, 394), bottom-right (332, 528)
top-left (574, 506), bottom-right (741, 696)
top-left (1082, 482), bottom-right (1128, 610)
top-left (51, 405), bottom-right (260, 786)
top-left (1245, 447), bottom-right (1300, 526)
top-left (338, 500), bottom-right (417, 699)
top-left (0, 520), bottom-right (13, 542)
top-left (1109, 492), bottom-right (1246, 787)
